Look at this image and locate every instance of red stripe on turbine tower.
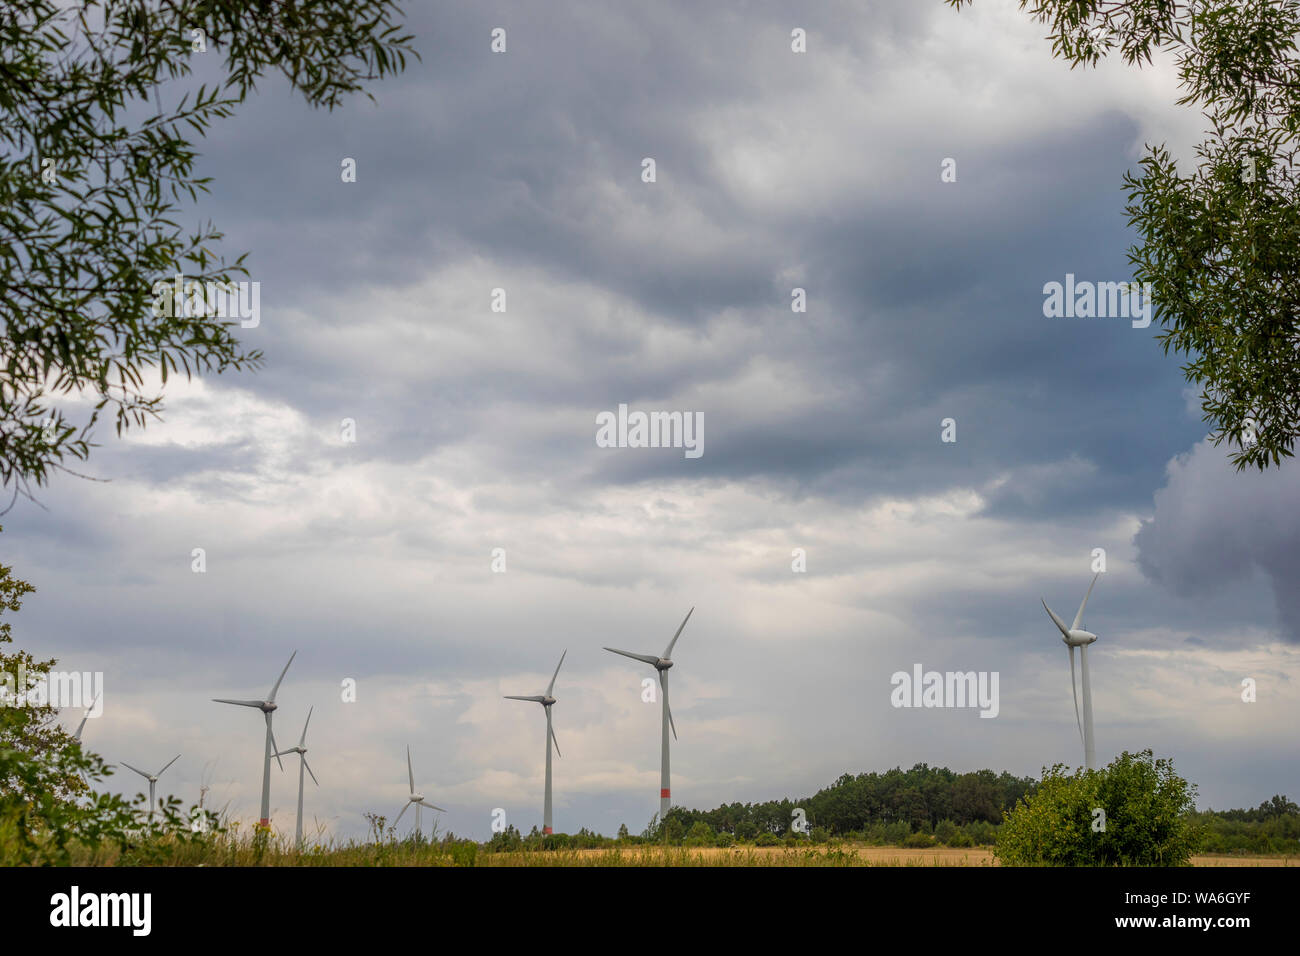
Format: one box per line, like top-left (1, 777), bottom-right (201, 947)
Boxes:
top-left (661, 788), bottom-right (670, 798)
top-left (543, 826), bottom-right (553, 834)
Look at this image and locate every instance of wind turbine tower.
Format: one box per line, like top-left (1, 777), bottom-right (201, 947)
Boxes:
top-left (212, 651), bottom-right (297, 828)
top-left (605, 607), bottom-right (693, 820)
top-left (504, 650), bottom-right (566, 834)
top-left (1042, 574), bottom-right (1102, 770)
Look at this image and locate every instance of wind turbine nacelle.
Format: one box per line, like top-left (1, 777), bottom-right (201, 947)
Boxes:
top-left (411, 793), bottom-right (424, 803)
top-left (542, 697), bottom-right (556, 706)
top-left (1067, 630), bottom-right (1098, 646)
top-left (657, 658), bottom-right (673, 670)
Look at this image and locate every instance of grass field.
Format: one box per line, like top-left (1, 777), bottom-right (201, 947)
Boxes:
top-left (477, 845), bottom-right (1297, 867)
top-left (64, 833), bottom-right (1296, 866)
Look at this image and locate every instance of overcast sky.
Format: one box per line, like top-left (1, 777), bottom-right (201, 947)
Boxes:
top-left (6, 0), bottom-right (1299, 841)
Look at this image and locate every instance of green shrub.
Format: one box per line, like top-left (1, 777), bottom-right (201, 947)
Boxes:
top-left (966, 819), bottom-right (997, 846)
top-left (714, 831), bottom-right (735, 847)
top-left (755, 832), bottom-right (780, 847)
top-left (946, 828), bottom-right (974, 848)
top-left (902, 830), bottom-right (934, 848)
top-left (684, 821), bottom-right (714, 847)
top-left (446, 839), bottom-right (478, 866)
top-left (996, 750), bottom-right (1200, 866)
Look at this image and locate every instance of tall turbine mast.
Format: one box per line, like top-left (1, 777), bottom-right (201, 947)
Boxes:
top-left (212, 650), bottom-right (297, 828)
top-left (504, 649), bottom-right (566, 834)
top-left (605, 607), bottom-right (694, 822)
top-left (273, 707), bottom-right (318, 848)
top-left (1042, 574), bottom-right (1101, 770)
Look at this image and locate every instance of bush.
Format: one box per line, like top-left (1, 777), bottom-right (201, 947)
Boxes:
top-left (946, 828), bottom-right (975, 848)
top-left (810, 827), bottom-right (829, 844)
top-left (966, 820), bottom-right (997, 846)
top-left (445, 839), bottom-right (477, 867)
top-left (996, 750), bottom-right (1200, 866)
top-left (684, 821), bottom-right (714, 847)
top-left (714, 831), bottom-right (735, 847)
top-left (934, 819), bottom-right (958, 845)
top-left (755, 832), bottom-right (780, 847)
top-left (735, 821), bottom-right (758, 842)
top-left (902, 830), bottom-right (934, 848)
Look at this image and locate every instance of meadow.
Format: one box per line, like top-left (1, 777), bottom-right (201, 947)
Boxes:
top-left (47, 827), bottom-right (1297, 867)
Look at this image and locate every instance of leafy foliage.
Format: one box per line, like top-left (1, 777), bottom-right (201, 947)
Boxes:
top-left (995, 750), bottom-right (1201, 866)
top-left (0, 529), bottom-right (216, 863)
top-left (0, 1), bottom-right (416, 503)
top-left (948, 0), bottom-right (1300, 470)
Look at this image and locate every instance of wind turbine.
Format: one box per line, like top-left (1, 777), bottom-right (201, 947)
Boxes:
top-left (395, 746), bottom-right (445, 839)
top-left (605, 606), bottom-right (693, 821)
top-left (273, 707), bottom-right (318, 848)
top-left (73, 692), bottom-right (100, 741)
top-left (504, 650), bottom-right (566, 835)
top-left (212, 651), bottom-right (296, 828)
top-left (1042, 573), bottom-right (1101, 770)
top-left (121, 754), bottom-right (180, 820)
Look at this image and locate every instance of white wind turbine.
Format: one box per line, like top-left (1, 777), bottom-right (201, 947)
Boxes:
top-left (395, 746), bottom-right (445, 839)
top-left (605, 607), bottom-right (694, 821)
top-left (504, 650), bottom-right (566, 835)
top-left (73, 692), bottom-right (100, 741)
top-left (212, 651), bottom-right (296, 828)
top-left (121, 754), bottom-right (180, 820)
top-left (1042, 573), bottom-right (1101, 771)
top-left (273, 707), bottom-right (318, 848)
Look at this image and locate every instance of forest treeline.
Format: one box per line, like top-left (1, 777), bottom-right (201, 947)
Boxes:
top-left (483, 765), bottom-right (1300, 855)
top-left (665, 763), bottom-right (1035, 836)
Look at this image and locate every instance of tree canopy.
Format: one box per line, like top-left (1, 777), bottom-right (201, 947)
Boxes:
top-left (0, 0), bottom-right (416, 505)
top-left (949, 0), bottom-right (1300, 470)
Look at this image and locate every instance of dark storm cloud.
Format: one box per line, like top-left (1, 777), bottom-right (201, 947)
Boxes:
top-left (1135, 439), bottom-right (1300, 642)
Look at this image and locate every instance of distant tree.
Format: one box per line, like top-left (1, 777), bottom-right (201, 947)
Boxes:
top-left (948, 0), bottom-right (1300, 470)
top-left (735, 820), bottom-right (758, 842)
top-left (996, 750), bottom-right (1201, 866)
top-left (0, 0), bottom-right (417, 504)
top-left (0, 538), bottom-right (86, 802)
top-left (952, 771), bottom-right (1001, 824)
top-left (684, 821), bottom-right (714, 847)
top-left (617, 822), bottom-right (629, 840)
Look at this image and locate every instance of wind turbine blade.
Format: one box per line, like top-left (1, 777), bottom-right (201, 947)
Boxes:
top-left (407, 746), bottom-right (415, 794)
top-left (603, 647), bottom-right (660, 666)
top-left (503, 695), bottom-right (546, 702)
top-left (268, 650), bottom-right (297, 703)
top-left (304, 759), bottom-right (319, 787)
top-left (395, 801), bottom-right (410, 825)
top-left (419, 799), bottom-right (446, 813)
top-left (1072, 573), bottom-right (1100, 632)
top-left (120, 762), bottom-right (150, 779)
top-left (157, 754), bottom-right (181, 777)
top-left (550, 722), bottom-right (561, 758)
top-left (299, 706), bottom-right (312, 748)
top-left (267, 714), bottom-right (283, 771)
top-left (663, 606), bottom-right (694, 658)
top-left (1041, 600), bottom-right (1071, 639)
top-left (75, 713), bottom-right (89, 740)
top-left (546, 649), bottom-right (567, 697)
top-left (212, 698), bottom-right (264, 708)
top-left (661, 671), bottom-right (677, 741)
top-left (1069, 645), bottom-right (1084, 748)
